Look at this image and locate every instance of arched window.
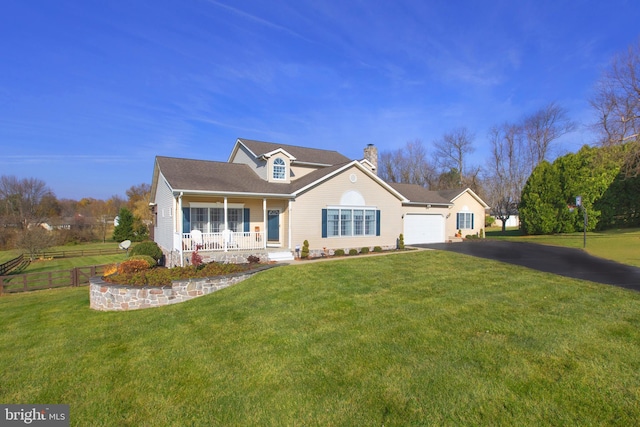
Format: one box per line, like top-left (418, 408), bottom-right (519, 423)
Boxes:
top-left (273, 158), bottom-right (286, 180)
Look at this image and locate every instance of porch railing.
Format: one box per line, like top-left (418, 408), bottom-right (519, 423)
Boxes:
top-left (182, 231), bottom-right (265, 252)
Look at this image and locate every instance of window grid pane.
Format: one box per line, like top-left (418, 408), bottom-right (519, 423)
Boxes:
top-left (273, 158), bottom-right (286, 180)
top-left (365, 210), bottom-right (376, 235)
top-left (210, 208), bottom-right (223, 232)
top-left (341, 210), bottom-right (352, 236)
top-left (327, 209), bottom-right (339, 237)
top-left (353, 210), bottom-right (364, 235)
top-left (191, 208), bottom-right (208, 233)
top-left (459, 212), bottom-right (472, 229)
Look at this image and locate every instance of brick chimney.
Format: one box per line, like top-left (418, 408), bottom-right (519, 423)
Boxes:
top-left (363, 144), bottom-right (378, 175)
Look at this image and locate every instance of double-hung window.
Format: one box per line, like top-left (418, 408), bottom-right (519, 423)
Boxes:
top-left (457, 212), bottom-right (474, 230)
top-left (322, 208), bottom-right (380, 237)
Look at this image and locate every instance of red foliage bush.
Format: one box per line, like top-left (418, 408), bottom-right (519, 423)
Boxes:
top-left (117, 259), bottom-right (151, 275)
top-left (104, 261), bottom-right (259, 286)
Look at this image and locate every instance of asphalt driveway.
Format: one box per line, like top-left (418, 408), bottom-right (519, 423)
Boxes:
top-left (415, 240), bottom-right (640, 292)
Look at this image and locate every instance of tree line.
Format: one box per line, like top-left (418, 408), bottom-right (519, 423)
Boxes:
top-left (0, 178), bottom-right (152, 256)
top-left (378, 40), bottom-right (640, 233)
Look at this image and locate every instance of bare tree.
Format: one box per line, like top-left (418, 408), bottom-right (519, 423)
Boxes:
top-left (523, 101), bottom-right (576, 164)
top-left (432, 127), bottom-right (476, 186)
top-left (485, 123), bottom-right (529, 232)
top-left (590, 40), bottom-right (640, 175)
top-left (18, 227), bottom-right (56, 260)
top-left (0, 176), bottom-right (55, 229)
top-left (378, 140), bottom-right (436, 187)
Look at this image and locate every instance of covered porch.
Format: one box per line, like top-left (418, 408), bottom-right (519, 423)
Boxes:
top-left (175, 194), bottom-right (294, 264)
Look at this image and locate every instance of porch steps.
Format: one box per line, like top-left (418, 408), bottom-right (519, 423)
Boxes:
top-left (268, 251), bottom-right (295, 262)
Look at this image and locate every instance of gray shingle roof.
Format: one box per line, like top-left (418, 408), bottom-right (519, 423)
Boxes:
top-left (238, 138), bottom-right (350, 165)
top-left (155, 156), bottom-right (354, 196)
top-left (155, 156), bottom-right (288, 194)
top-left (387, 183), bottom-right (456, 205)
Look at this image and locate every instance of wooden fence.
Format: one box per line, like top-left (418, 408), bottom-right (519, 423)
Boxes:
top-left (0, 264), bottom-right (110, 295)
top-left (29, 248), bottom-right (123, 259)
top-left (0, 254), bottom-right (25, 276)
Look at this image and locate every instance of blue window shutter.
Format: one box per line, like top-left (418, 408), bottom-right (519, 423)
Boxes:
top-left (182, 208), bottom-right (190, 233)
top-left (376, 210), bottom-right (381, 236)
top-left (322, 209), bottom-right (327, 238)
top-left (471, 213), bottom-right (474, 229)
top-left (244, 208), bottom-right (250, 232)
top-left (456, 213), bottom-right (460, 230)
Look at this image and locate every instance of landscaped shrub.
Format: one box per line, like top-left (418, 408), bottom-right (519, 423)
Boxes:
top-left (129, 241), bottom-right (163, 261)
top-left (301, 240), bottom-right (310, 259)
top-left (247, 255), bottom-right (260, 264)
top-left (103, 263), bottom-right (118, 276)
top-left (349, 249), bottom-right (358, 256)
top-left (190, 249), bottom-right (203, 267)
top-left (398, 234), bottom-right (405, 249)
top-left (104, 261), bottom-right (258, 286)
top-left (117, 259), bottom-right (151, 275)
top-left (129, 255), bottom-right (157, 268)
top-left (360, 247), bottom-right (369, 254)
top-left (373, 246), bottom-right (383, 253)
top-left (334, 249), bottom-right (345, 256)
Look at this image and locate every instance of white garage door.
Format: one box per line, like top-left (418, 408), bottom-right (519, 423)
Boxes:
top-left (404, 214), bottom-right (445, 244)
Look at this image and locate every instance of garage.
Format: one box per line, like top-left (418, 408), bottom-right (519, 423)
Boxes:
top-left (403, 214), bottom-right (445, 244)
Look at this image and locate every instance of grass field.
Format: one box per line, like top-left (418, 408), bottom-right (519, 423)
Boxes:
top-left (0, 242), bottom-right (130, 274)
top-left (1, 251), bottom-right (639, 426)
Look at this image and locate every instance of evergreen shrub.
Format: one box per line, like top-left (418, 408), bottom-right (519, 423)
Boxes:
top-left (129, 241), bottom-right (163, 260)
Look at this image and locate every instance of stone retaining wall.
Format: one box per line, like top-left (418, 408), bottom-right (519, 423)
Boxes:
top-left (89, 265), bottom-right (276, 311)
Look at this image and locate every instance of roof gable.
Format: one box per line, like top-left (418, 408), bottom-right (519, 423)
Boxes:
top-left (230, 138), bottom-right (350, 166)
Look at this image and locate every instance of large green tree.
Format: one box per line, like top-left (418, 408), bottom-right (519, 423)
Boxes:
top-left (520, 145), bottom-right (622, 234)
top-left (519, 161), bottom-right (562, 234)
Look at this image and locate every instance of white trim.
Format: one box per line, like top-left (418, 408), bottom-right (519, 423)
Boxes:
top-left (262, 148), bottom-right (297, 161)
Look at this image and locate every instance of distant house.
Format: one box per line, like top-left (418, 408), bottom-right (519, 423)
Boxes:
top-left (150, 138), bottom-right (489, 266)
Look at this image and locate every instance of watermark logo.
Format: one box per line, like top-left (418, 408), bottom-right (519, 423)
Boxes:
top-left (1, 405), bottom-right (69, 426)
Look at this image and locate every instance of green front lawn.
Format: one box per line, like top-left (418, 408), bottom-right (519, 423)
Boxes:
top-left (1, 251), bottom-right (639, 426)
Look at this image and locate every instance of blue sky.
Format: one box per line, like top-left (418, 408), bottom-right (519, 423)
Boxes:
top-left (1, 0), bottom-right (638, 200)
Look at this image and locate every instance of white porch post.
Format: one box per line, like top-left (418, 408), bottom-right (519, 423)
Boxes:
top-left (224, 197), bottom-right (228, 252)
top-left (288, 198), bottom-right (293, 250)
top-left (263, 198), bottom-right (267, 249)
top-left (178, 192), bottom-right (183, 267)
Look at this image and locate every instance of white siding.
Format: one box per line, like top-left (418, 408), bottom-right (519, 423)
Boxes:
top-left (154, 172), bottom-right (176, 252)
top-left (292, 166), bottom-right (404, 252)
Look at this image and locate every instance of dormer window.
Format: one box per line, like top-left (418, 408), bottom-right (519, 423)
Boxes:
top-left (273, 158), bottom-right (286, 180)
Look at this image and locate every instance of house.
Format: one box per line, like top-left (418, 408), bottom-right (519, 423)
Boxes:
top-left (150, 138), bottom-right (489, 266)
